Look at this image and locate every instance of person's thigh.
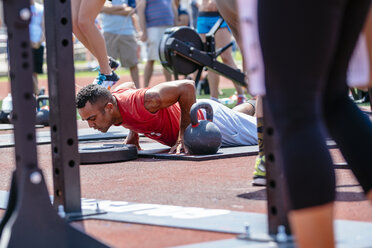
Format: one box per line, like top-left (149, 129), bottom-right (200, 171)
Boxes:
top-left (258, 0), bottom-right (345, 109)
top-left (70, 0), bottom-right (82, 22)
top-left (215, 0), bottom-right (241, 43)
top-left (214, 27), bottom-right (236, 66)
top-left (118, 35), bottom-right (138, 68)
top-left (78, 0), bottom-right (105, 23)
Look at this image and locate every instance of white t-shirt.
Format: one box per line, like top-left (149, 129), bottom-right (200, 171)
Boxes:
top-left (198, 99), bottom-right (258, 147)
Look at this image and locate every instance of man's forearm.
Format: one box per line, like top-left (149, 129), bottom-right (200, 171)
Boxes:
top-left (128, 130), bottom-right (139, 139)
top-left (172, 0), bottom-right (178, 25)
top-left (102, 4), bottom-right (132, 16)
top-left (136, 0), bottom-right (147, 35)
top-left (177, 83), bottom-right (196, 138)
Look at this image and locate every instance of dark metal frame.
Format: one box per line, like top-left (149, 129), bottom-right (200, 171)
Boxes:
top-left (0, 0), bottom-right (108, 246)
top-left (262, 98), bottom-right (291, 236)
top-left (44, 0), bottom-right (82, 215)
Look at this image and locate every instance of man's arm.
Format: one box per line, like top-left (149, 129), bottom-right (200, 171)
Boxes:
top-left (101, 2), bottom-right (133, 16)
top-left (136, 0), bottom-right (147, 42)
top-left (124, 130), bottom-right (141, 150)
top-left (144, 80), bottom-right (196, 153)
top-left (172, 0), bottom-right (178, 25)
top-left (113, 81), bottom-right (141, 148)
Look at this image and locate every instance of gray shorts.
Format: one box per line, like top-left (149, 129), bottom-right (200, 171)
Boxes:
top-left (104, 32), bottom-right (138, 68)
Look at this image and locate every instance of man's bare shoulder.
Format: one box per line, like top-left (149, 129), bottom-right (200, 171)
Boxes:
top-left (144, 90), bottom-right (161, 113)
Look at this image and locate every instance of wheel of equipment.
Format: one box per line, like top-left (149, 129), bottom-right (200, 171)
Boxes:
top-left (159, 26), bottom-right (204, 75)
top-left (79, 144), bottom-right (138, 164)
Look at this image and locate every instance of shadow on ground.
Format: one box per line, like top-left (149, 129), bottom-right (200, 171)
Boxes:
top-left (237, 189), bottom-right (266, 201)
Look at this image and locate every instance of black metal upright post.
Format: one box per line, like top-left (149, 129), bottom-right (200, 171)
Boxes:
top-left (262, 97), bottom-right (291, 235)
top-left (43, 0), bottom-right (82, 215)
top-left (0, 0), bottom-right (108, 246)
top-left (369, 88), bottom-right (372, 111)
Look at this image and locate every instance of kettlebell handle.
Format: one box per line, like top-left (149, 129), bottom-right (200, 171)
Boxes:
top-left (190, 101), bottom-right (213, 126)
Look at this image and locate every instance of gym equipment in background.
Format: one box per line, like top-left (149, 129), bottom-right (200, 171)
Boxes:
top-left (159, 19), bottom-right (247, 88)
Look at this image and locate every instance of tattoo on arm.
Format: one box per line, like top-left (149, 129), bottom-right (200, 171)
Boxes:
top-left (144, 92), bottom-right (162, 113)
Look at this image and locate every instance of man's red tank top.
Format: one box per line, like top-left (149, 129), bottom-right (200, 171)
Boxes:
top-left (112, 88), bottom-right (204, 147)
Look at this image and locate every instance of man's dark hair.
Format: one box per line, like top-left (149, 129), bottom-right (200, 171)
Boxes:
top-left (76, 84), bottom-right (113, 109)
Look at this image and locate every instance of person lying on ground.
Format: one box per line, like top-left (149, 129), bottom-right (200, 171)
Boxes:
top-left (76, 80), bottom-right (258, 154)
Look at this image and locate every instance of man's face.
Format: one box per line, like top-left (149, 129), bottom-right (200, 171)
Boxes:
top-left (78, 101), bottom-right (113, 133)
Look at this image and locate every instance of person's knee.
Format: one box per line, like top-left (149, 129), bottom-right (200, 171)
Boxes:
top-left (129, 65), bottom-right (138, 71)
top-left (71, 15), bottom-right (80, 34)
top-left (220, 51), bottom-right (236, 66)
top-left (232, 102), bottom-right (255, 116)
top-left (76, 16), bottom-right (92, 33)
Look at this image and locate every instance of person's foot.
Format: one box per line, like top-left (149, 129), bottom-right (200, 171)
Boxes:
top-left (93, 71), bottom-right (120, 90)
top-left (108, 57), bottom-right (120, 71)
top-left (252, 155), bottom-right (266, 186)
top-left (92, 57), bottom-right (120, 72)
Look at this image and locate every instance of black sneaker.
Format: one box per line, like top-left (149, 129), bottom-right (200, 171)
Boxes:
top-left (93, 71), bottom-right (120, 90)
top-left (108, 57), bottom-right (120, 71)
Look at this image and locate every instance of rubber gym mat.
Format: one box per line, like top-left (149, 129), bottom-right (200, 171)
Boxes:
top-left (0, 190), bottom-right (371, 247)
top-left (0, 126), bottom-right (130, 148)
top-left (138, 140), bottom-right (338, 161)
top-left (139, 144), bottom-right (259, 161)
top-left (0, 124), bottom-right (44, 131)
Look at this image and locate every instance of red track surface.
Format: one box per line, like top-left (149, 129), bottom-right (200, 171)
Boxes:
top-left (0, 73), bottom-right (371, 247)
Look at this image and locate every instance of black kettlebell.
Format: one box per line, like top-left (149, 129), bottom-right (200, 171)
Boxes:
top-left (36, 95), bottom-right (50, 126)
top-left (184, 102), bottom-right (222, 155)
top-left (36, 109), bottom-right (50, 126)
top-left (0, 111), bottom-right (10, 124)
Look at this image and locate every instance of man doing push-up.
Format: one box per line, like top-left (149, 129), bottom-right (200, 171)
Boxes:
top-left (76, 80), bottom-right (258, 153)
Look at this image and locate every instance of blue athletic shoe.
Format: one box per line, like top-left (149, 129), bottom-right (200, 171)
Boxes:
top-left (108, 57), bottom-right (120, 71)
top-left (93, 71), bottom-right (120, 90)
top-left (92, 57), bottom-right (120, 72)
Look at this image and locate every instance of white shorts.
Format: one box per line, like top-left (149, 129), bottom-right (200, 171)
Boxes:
top-left (197, 99), bottom-right (258, 147)
top-left (146, 26), bottom-right (172, 61)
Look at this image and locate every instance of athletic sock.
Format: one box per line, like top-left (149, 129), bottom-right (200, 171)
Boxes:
top-left (257, 117), bottom-right (265, 157)
top-left (237, 94), bottom-right (246, 104)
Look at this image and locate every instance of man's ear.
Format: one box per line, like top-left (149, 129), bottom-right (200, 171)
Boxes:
top-left (106, 102), bottom-right (115, 112)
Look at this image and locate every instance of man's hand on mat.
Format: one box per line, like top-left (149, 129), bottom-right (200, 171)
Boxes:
top-left (124, 131), bottom-right (141, 150)
top-left (169, 139), bottom-right (188, 155)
